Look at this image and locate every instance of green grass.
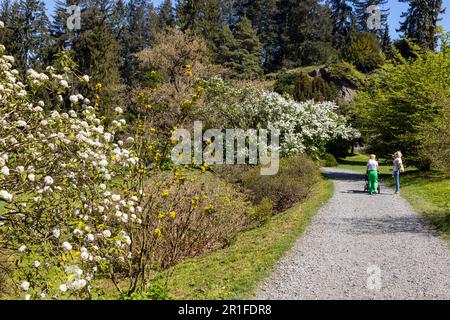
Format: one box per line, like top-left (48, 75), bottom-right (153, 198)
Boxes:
top-left (152, 178), bottom-right (334, 300)
top-left (335, 153), bottom-right (393, 174)
top-left (338, 153), bottom-right (450, 242)
top-left (388, 171), bottom-right (450, 241)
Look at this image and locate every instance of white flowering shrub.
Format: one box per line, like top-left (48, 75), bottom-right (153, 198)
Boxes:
top-left (205, 78), bottom-right (360, 156)
top-left (0, 37), bottom-right (141, 299)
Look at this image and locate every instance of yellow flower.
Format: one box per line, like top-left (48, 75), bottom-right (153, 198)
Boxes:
top-left (203, 205), bottom-right (214, 215)
top-left (182, 100), bottom-right (192, 109)
top-left (95, 83), bottom-right (103, 92)
top-left (185, 71), bottom-right (193, 77)
top-left (145, 103), bottom-right (153, 109)
top-left (185, 64), bottom-right (192, 69)
top-left (169, 211), bottom-right (176, 219)
top-left (196, 86), bottom-right (204, 95)
top-left (158, 212), bottom-right (166, 220)
top-left (154, 228), bottom-right (162, 238)
top-left (162, 189), bottom-right (169, 198)
top-left (154, 152), bottom-right (161, 161)
top-left (150, 128), bottom-right (156, 134)
top-left (191, 196), bottom-right (200, 208)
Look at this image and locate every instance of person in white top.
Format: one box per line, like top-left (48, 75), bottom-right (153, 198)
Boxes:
top-left (366, 154), bottom-right (379, 195)
top-left (393, 151), bottom-right (404, 194)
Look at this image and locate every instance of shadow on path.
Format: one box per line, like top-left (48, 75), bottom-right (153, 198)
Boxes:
top-left (338, 216), bottom-right (432, 235)
top-left (322, 170), bottom-right (363, 182)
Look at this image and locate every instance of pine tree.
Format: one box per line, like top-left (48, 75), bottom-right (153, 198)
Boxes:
top-left (353, 0), bottom-right (389, 37)
top-left (217, 24), bottom-right (239, 67)
top-left (72, 0), bottom-right (121, 86)
top-left (234, 0), bottom-right (278, 71)
top-left (329, 0), bottom-right (353, 49)
top-left (48, 0), bottom-right (84, 64)
top-left (120, 0), bottom-right (151, 84)
top-left (6, 0), bottom-right (50, 72)
top-left (233, 17), bottom-right (263, 79)
top-left (381, 23), bottom-right (392, 55)
top-left (0, 0), bottom-right (17, 53)
top-left (157, 0), bottom-right (175, 29)
top-left (176, 0), bottom-right (200, 31)
top-left (398, 0), bottom-right (444, 51)
top-left (176, 0), bottom-right (223, 58)
top-left (274, 0), bottom-right (335, 68)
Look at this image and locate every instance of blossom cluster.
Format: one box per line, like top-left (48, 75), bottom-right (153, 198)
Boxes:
top-left (0, 31), bottom-right (141, 299)
top-left (205, 78), bottom-right (360, 156)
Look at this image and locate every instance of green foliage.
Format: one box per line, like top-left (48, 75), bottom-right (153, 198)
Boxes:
top-left (329, 0), bottom-right (353, 49)
top-left (276, 0), bottom-right (337, 68)
top-left (242, 155), bottom-right (320, 212)
top-left (125, 279), bottom-right (172, 300)
top-left (398, 0), bottom-right (444, 51)
top-left (321, 153), bottom-right (338, 167)
top-left (347, 32), bottom-right (385, 72)
top-left (253, 197), bottom-right (274, 224)
top-left (326, 61), bottom-right (366, 86)
top-left (0, 0), bottom-right (50, 72)
top-left (274, 71), bottom-right (335, 102)
top-left (352, 36), bottom-right (450, 168)
top-left (221, 17), bottom-right (263, 79)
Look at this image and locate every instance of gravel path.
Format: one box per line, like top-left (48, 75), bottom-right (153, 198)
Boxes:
top-left (256, 168), bottom-right (450, 300)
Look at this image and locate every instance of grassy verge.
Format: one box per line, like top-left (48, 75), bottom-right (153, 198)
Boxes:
top-left (335, 153), bottom-right (392, 174)
top-left (337, 153), bottom-right (450, 242)
top-left (387, 171), bottom-right (450, 241)
top-left (154, 178), bottom-right (333, 300)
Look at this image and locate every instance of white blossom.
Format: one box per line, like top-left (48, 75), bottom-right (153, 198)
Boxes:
top-left (52, 228), bottom-right (61, 238)
top-left (44, 176), bottom-right (54, 185)
top-left (102, 230), bottom-right (111, 238)
top-left (0, 190), bottom-right (13, 202)
top-left (21, 281), bottom-right (30, 291)
top-left (62, 242), bottom-right (72, 251)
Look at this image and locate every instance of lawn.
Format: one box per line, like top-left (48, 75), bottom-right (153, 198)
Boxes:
top-left (392, 171), bottom-right (450, 241)
top-left (337, 153), bottom-right (450, 242)
top-left (150, 178), bottom-right (334, 300)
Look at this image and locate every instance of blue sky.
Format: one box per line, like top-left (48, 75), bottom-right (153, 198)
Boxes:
top-left (43, 0), bottom-right (450, 40)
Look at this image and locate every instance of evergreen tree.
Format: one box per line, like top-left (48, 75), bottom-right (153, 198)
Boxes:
top-left (120, 0), bottom-right (151, 84)
top-left (274, 0), bottom-right (335, 68)
top-left (233, 17), bottom-right (263, 79)
top-left (72, 0), bottom-right (121, 86)
top-left (176, 0), bottom-right (223, 58)
top-left (176, 0), bottom-right (200, 31)
top-left (329, 0), bottom-right (353, 49)
top-left (398, 0), bottom-right (444, 51)
top-left (353, 0), bottom-right (389, 37)
top-left (157, 0), bottom-right (175, 29)
top-left (218, 17), bottom-right (263, 79)
top-left (381, 23), bottom-right (392, 55)
top-left (0, 0), bottom-right (17, 54)
top-left (48, 0), bottom-right (84, 65)
top-left (217, 24), bottom-right (239, 68)
top-left (235, 0), bottom-right (278, 71)
top-left (5, 0), bottom-right (50, 72)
